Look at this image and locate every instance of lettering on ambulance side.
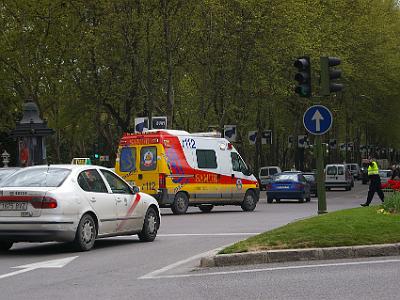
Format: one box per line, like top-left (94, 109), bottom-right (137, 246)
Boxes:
top-left (195, 174), bottom-right (218, 184)
top-left (141, 181), bottom-right (156, 191)
top-left (181, 138), bottom-right (196, 149)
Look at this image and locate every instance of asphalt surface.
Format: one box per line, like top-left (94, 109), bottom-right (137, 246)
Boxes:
top-left (1, 181), bottom-right (398, 300)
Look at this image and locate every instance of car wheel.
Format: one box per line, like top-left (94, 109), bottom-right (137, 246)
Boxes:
top-left (267, 197), bottom-right (274, 203)
top-left (241, 190), bottom-right (257, 211)
top-left (299, 197), bottom-right (304, 203)
top-left (345, 185), bottom-right (351, 191)
top-left (138, 207), bottom-right (159, 242)
top-left (0, 241), bottom-right (13, 252)
top-left (306, 196), bottom-right (311, 202)
top-left (171, 192), bottom-right (189, 214)
top-left (74, 214), bottom-right (97, 251)
top-left (199, 205), bottom-right (214, 213)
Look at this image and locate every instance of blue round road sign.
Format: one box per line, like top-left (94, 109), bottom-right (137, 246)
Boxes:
top-left (303, 105), bottom-right (333, 135)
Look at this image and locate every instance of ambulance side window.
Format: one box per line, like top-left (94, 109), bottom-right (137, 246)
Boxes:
top-left (231, 152), bottom-right (241, 172)
top-left (231, 152), bottom-right (250, 175)
top-left (196, 150), bottom-right (217, 169)
top-left (140, 146), bottom-right (157, 171)
top-left (120, 147), bottom-right (136, 172)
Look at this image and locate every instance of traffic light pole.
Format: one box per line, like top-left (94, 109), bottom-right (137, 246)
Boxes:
top-left (315, 135), bottom-right (327, 214)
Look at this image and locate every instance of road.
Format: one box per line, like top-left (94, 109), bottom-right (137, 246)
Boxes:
top-left (1, 181), bottom-right (398, 300)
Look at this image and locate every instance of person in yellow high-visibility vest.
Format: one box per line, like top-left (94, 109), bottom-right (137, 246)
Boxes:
top-left (361, 156), bottom-right (384, 206)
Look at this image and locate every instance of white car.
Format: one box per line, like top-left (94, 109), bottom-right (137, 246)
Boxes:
top-left (0, 165), bottom-right (160, 252)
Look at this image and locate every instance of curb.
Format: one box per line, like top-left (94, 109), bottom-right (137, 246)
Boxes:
top-left (200, 243), bottom-right (400, 267)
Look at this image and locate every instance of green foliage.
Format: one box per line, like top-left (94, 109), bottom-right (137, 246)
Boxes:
top-left (381, 192), bottom-right (400, 214)
top-left (0, 0), bottom-right (400, 166)
top-left (220, 206), bottom-right (400, 254)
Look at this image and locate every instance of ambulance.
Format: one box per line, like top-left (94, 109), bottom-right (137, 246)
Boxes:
top-left (115, 130), bottom-right (260, 214)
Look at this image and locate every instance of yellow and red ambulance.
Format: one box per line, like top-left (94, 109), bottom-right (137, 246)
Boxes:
top-left (115, 130), bottom-right (259, 214)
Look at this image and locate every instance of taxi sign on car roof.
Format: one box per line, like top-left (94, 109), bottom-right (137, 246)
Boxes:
top-left (71, 158), bottom-right (92, 165)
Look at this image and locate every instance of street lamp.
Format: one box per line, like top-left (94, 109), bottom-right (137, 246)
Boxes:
top-left (1, 150), bottom-right (10, 167)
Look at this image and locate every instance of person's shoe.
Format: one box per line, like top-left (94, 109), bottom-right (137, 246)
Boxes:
top-left (360, 203), bottom-right (369, 207)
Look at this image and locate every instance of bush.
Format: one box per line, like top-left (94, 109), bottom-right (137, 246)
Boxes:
top-left (381, 192), bottom-right (400, 214)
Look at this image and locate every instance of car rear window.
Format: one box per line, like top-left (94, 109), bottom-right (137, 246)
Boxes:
top-left (260, 168), bottom-right (268, 176)
top-left (274, 174), bottom-right (297, 181)
top-left (0, 169), bottom-right (19, 181)
top-left (270, 168), bottom-right (279, 175)
top-left (303, 174), bottom-right (315, 181)
top-left (1, 167), bottom-right (71, 187)
top-left (326, 166), bottom-right (337, 175)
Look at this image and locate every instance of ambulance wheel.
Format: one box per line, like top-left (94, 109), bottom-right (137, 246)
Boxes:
top-left (199, 205), bottom-right (214, 213)
top-left (241, 190), bottom-right (257, 211)
top-left (171, 192), bottom-right (189, 214)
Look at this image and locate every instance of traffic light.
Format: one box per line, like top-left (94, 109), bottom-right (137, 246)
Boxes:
top-left (320, 56), bottom-right (343, 96)
top-left (93, 143), bottom-right (100, 159)
top-left (294, 56), bottom-right (312, 98)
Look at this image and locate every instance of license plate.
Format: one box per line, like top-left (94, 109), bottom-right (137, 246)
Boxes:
top-left (277, 185), bottom-right (289, 189)
top-left (0, 202), bottom-right (28, 211)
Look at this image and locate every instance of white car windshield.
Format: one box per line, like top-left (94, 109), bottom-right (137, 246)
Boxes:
top-left (0, 167), bottom-right (71, 187)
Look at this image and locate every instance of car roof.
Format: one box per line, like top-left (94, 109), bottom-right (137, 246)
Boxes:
top-left (15, 164), bottom-right (110, 171)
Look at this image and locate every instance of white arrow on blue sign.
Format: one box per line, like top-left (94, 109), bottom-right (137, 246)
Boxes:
top-left (303, 105), bottom-right (333, 135)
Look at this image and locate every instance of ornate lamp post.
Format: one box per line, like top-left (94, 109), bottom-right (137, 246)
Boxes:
top-left (1, 150), bottom-right (10, 167)
top-left (9, 98), bottom-right (54, 167)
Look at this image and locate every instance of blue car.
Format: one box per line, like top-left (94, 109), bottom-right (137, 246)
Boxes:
top-left (266, 172), bottom-right (311, 203)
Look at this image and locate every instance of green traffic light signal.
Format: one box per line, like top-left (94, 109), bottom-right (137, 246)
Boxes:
top-left (320, 56), bottom-right (343, 96)
top-left (94, 153), bottom-right (100, 159)
top-left (294, 56), bottom-right (312, 98)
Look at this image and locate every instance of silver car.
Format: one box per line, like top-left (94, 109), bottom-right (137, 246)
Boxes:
top-left (0, 165), bottom-right (160, 251)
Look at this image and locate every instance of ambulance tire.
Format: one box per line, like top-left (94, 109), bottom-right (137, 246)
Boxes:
top-left (171, 192), bottom-right (189, 214)
top-left (199, 205), bottom-right (214, 213)
top-left (241, 190), bottom-right (257, 211)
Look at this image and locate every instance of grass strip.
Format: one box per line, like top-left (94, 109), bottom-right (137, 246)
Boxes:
top-left (220, 206), bottom-right (400, 254)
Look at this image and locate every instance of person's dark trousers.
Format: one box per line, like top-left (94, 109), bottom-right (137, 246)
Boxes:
top-left (365, 174), bottom-right (385, 205)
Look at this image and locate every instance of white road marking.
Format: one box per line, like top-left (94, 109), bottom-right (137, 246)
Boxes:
top-left (114, 233), bottom-right (260, 239)
top-left (139, 245), bottom-right (228, 279)
top-left (140, 258), bottom-right (400, 280)
top-left (158, 233), bottom-right (260, 237)
top-left (0, 256), bottom-right (78, 280)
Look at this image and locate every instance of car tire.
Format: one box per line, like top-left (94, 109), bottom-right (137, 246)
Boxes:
top-left (267, 197), bottom-right (274, 203)
top-left (199, 205), bottom-right (214, 213)
top-left (299, 197), bottom-right (304, 203)
top-left (138, 207), bottom-right (159, 242)
top-left (171, 192), bottom-right (189, 214)
top-left (241, 190), bottom-right (257, 211)
top-left (0, 241), bottom-right (13, 252)
top-left (74, 214), bottom-right (97, 251)
top-left (306, 196), bottom-right (311, 202)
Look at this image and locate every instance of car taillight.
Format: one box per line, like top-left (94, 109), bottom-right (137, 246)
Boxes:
top-left (31, 196), bottom-right (58, 209)
top-left (159, 174), bottom-right (167, 189)
top-left (294, 183), bottom-right (303, 190)
top-left (266, 184), bottom-right (272, 190)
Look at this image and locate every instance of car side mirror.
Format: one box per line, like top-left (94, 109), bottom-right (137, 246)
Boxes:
top-left (132, 186), bottom-right (140, 194)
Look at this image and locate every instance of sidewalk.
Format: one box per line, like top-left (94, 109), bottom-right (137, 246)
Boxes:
top-left (200, 243), bottom-right (400, 267)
